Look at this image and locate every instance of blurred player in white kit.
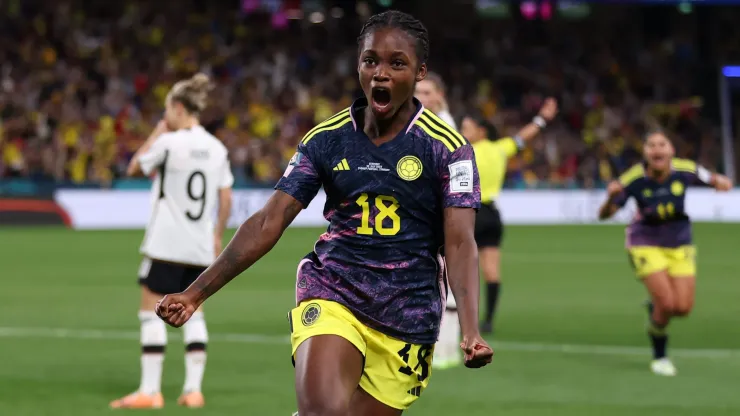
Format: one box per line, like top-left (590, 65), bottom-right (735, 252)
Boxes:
top-left (415, 72), bottom-right (461, 369)
top-left (110, 73), bottom-right (233, 409)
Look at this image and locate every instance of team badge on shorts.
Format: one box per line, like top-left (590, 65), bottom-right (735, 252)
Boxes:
top-left (301, 303), bottom-right (321, 326)
top-left (397, 156), bottom-right (423, 181)
top-left (671, 180), bottom-right (684, 196)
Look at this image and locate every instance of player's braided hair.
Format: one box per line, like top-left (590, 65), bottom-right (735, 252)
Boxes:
top-left (357, 10), bottom-right (429, 65)
top-left (168, 73), bottom-right (214, 115)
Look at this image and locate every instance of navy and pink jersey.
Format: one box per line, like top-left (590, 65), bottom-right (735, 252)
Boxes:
top-left (614, 158), bottom-right (713, 248)
top-left (275, 98), bottom-right (481, 344)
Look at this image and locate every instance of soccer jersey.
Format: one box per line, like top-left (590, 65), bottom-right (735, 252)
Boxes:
top-left (615, 158), bottom-right (712, 248)
top-left (275, 98), bottom-right (481, 344)
top-left (138, 126), bottom-right (234, 267)
top-left (473, 137), bottom-right (523, 203)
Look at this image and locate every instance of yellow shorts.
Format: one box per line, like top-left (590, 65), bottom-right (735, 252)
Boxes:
top-left (288, 299), bottom-right (434, 410)
top-left (627, 245), bottom-right (696, 278)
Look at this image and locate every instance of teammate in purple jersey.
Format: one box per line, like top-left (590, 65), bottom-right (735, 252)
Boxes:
top-left (599, 131), bottom-right (731, 376)
top-left (155, 10), bottom-right (493, 415)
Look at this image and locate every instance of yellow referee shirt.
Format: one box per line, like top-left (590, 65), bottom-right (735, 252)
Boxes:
top-left (472, 137), bottom-right (520, 203)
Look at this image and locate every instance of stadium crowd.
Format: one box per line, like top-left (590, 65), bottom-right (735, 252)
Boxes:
top-left (0, 0), bottom-right (736, 188)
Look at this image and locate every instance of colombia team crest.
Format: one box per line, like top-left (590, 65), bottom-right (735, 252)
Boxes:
top-left (671, 180), bottom-right (684, 196)
top-left (301, 303), bottom-right (321, 326)
top-left (397, 156), bottom-right (423, 181)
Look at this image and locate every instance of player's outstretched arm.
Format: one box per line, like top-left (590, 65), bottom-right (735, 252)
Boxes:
top-left (443, 207), bottom-right (493, 368)
top-left (127, 120), bottom-right (169, 177)
top-left (598, 181), bottom-right (624, 220)
top-left (156, 190), bottom-right (303, 327)
top-left (513, 97), bottom-right (558, 145)
top-left (709, 172), bottom-right (733, 192)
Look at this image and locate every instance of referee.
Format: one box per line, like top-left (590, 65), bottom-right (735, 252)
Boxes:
top-left (461, 98), bottom-right (558, 334)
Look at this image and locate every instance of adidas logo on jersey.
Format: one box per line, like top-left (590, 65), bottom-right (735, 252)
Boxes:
top-left (407, 386), bottom-right (422, 397)
top-left (333, 159), bottom-right (350, 171)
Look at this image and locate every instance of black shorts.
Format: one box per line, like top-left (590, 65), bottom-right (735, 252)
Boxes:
top-left (138, 258), bottom-right (207, 295)
top-left (474, 203), bottom-right (503, 248)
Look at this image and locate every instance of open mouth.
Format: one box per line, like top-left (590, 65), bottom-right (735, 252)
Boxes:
top-left (371, 87), bottom-right (392, 108)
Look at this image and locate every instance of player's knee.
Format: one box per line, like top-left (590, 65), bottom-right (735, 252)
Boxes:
top-left (673, 302), bottom-right (693, 317)
top-left (652, 297), bottom-right (676, 318)
top-left (139, 310), bottom-right (167, 350)
top-left (482, 266), bottom-right (500, 283)
top-left (183, 311), bottom-right (208, 350)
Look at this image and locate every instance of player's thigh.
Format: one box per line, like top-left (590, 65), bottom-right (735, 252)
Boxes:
top-left (289, 300), bottom-right (367, 413)
top-left (665, 246), bottom-right (696, 315)
top-left (294, 335), bottom-right (364, 414)
top-left (349, 387), bottom-right (403, 416)
top-left (642, 270), bottom-right (676, 314)
top-left (360, 327), bottom-right (434, 412)
top-left (628, 246), bottom-right (669, 279)
top-left (140, 285), bottom-right (163, 311)
top-left (479, 247), bottom-right (501, 283)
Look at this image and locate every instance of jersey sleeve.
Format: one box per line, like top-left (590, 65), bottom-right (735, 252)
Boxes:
top-left (613, 164), bottom-right (644, 207)
top-left (274, 143), bottom-right (322, 208)
top-left (673, 158), bottom-right (713, 185)
top-left (440, 144), bottom-right (481, 209)
top-left (138, 134), bottom-right (171, 176)
top-left (219, 158), bottom-right (235, 189)
top-left (492, 137), bottom-right (522, 159)
top-left (612, 187), bottom-right (631, 208)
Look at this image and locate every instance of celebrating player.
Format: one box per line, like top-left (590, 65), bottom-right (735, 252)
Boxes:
top-left (110, 74), bottom-right (234, 409)
top-left (598, 131), bottom-right (731, 376)
top-left (414, 72), bottom-right (462, 370)
top-left (156, 10), bottom-right (493, 415)
top-left (460, 98), bottom-right (558, 334)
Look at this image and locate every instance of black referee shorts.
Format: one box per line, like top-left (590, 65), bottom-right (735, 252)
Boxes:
top-left (138, 258), bottom-right (207, 295)
top-left (474, 202), bottom-right (504, 248)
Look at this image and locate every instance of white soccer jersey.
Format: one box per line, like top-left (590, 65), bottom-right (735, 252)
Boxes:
top-left (138, 126), bottom-right (234, 267)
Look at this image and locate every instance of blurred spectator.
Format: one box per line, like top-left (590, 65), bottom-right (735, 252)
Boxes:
top-left (0, 1), bottom-right (735, 188)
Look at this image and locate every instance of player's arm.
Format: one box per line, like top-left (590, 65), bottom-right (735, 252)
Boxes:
top-left (696, 164), bottom-right (732, 191)
top-left (186, 190), bottom-right (303, 305)
top-left (598, 181), bottom-right (626, 220)
top-left (127, 120), bottom-right (169, 177)
top-left (599, 163), bottom-right (644, 220)
top-left (214, 187), bottom-right (232, 255)
top-left (156, 144), bottom-right (322, 326)
top-left (443, 207), bottom-right (479, 337)
top-left (501, 97), bottom-right (558, 156)
top-left (440, 144), bottom-right (493, 368)
top-left (214, 159), bottom-right (235, 255)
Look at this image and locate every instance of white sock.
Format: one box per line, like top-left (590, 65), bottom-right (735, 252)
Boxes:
top-left (182, 311), bottom-right (208, 393)
top-left (138, 311), bottom-right (167, 395)
top-left (436, 309), bottom-right (460, 362)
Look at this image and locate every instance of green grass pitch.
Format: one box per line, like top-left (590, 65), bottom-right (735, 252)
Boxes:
top-left (1, 224), bottom-right (739, 415)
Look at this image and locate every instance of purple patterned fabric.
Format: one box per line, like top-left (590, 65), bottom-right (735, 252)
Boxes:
top-left (275, 98), bottom-right (480, 344)
top-left (616, 167), bottom-right (704, 248)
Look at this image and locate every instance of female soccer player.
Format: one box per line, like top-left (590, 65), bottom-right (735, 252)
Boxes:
top-left (414, 72), bottom-right (462, 370)
top-left (460, 98), bottom-right (558, 334)
top-left (598, 131), bottom-right (731, 376)
top-left (156, 10), bottom-right (493, 416)
top-left (111, 74), bottom-right (234, 409)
